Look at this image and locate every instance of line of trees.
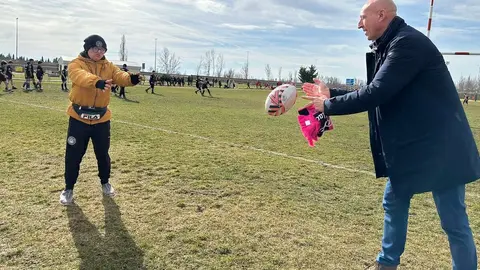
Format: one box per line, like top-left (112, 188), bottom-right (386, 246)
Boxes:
top-left (194, 49), bottom-right (226, 77)
top-left (456, 75), bottom-right (480, 93)
top-left (0, 53), bottom-right (59, 63)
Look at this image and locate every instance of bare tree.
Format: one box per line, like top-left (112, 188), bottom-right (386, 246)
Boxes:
top-left (119, 34), bottom-right (127, 61)
top-left (210, 49), bottom-right (216, 77)
top-left (158, 47), bottom-right (181, 74)
top-left (265, 64), bottom-right (271, 80)
top-left (288, 71), bottom-right (293, 82)
top-left (241, 62), bottom-right (249, 79)
top-left (355, 78), bottom-right (366, 87)
top-left (456, 75), bottom-right (480, 93)
top-left (224, 68), bottom-right (235, 78)
top-left (476, 76), bottom-right (480, 92)
top-left (457, 76), bottom-right (466, 92)
top-left (234, 72), bottom-right (244, 79)
top-left (293, 70), bottom-right (298, 83)
top-left (318, 75), bottom-right (343, 88)
top-left (203, 50), bottom-right (212, 76)
top-left (241, 52), bottom-right (249, 79)
top-left (216, 53), bottom-right (225, 78)
top-left (465, 76), bottom-right (476, 92)
top-left (278, 67), bottom-right (282, 81)
top-left (196, 57), bottom-right (204, 76)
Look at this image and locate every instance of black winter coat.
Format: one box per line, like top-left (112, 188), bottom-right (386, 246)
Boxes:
top-left (324, 16), bottom-right (480, 197)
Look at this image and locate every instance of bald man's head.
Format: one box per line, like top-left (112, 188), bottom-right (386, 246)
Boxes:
top-left (358, 0), bottom-right (398, 41)
top-left (365, 0), bottom-right (397, 13)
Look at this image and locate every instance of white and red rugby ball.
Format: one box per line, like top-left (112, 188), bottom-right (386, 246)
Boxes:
top-left (265, 84), bottom-right (298, 116)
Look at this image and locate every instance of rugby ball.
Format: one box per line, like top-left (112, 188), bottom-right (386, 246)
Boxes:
top-left (265, 84), bottom-right (297, 116)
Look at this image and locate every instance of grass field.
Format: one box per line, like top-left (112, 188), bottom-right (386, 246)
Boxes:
top-left (1, 79), bottom-right (480, 269)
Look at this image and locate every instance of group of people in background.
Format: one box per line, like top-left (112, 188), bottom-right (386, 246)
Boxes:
top-left (1, 60), bottom-right (477, 107)
top-left (0, 60), bottom-right (16, 92)
top-left (0, 59), bottom-right (50, 92)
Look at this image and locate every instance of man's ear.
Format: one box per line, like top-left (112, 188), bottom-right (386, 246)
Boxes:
top-left (376, 9), bottom-right (384, 21)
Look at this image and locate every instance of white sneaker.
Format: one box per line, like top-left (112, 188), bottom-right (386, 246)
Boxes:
top-left (102, 183), bottom-right (115, 197)
top-left (59, 189), bottom-right (74, 205)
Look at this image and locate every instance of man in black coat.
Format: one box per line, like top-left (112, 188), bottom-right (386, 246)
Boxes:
top-left (303, 0), bottom-right (480, 269)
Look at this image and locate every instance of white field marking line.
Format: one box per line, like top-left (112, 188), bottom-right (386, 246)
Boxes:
top-left (0, 98), bottom-right (376, 177)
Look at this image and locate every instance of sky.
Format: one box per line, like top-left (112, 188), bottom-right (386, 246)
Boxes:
top-left (0, 0), bottom-right (479, 83)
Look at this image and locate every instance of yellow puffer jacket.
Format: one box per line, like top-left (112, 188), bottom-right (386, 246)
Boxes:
top-left (67, 53), bottom-right (133, 125)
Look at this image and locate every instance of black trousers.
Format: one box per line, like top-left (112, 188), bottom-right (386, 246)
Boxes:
top-left (64, 117), bottom-right (111, 190)
top-left (119, 86), bottom-right (126, 98)
top-left (146, 83), bottom-right (155, 93)
top-left (61, 79), bottom-right (68, 90)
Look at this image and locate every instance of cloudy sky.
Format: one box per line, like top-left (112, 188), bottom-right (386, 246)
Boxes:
top-left (0, 0), bottom-right (479, 83)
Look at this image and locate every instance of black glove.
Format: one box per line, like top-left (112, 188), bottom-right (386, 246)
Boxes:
top-left (95, 80), bottom-right (106, 89)
top-left (130, 74), bottom-right (141, 85)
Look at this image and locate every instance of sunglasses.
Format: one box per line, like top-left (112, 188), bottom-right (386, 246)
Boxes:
top-left (92, 47), bottom-right (106, 53)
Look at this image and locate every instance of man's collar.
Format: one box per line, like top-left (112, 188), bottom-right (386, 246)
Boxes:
top-left (369, 16), bottom-right (405, 52)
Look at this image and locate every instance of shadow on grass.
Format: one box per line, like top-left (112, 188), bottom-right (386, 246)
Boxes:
top-left (203, 95), bottom-right (219, 99)
top-left (66, 197), bottom-right (145, 270)
top-left (118, 96), bottom-right (140, 103)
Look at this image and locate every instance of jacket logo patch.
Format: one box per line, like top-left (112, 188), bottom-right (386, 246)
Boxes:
top-left (67, 136), bottom-right (76, 146)
top-left (80, 113), bottom-right (101, 120)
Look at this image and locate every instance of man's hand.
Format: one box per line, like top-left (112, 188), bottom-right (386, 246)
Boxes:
top-left (104, 79), bottom-right (113, 91)
top-left (301, 95), bottom-right (328, 112)
top-left (302, 78), bottom-right (330, 98)
top-left (95, 79), bottom-right (113, 91)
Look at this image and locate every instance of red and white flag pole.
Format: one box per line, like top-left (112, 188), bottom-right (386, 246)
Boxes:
top-left (427, 0), bottom-right (434, 38)
top-left (441, 52), bottom-right (480, 56)
top-left (426, 0), bottom-right (480, 56)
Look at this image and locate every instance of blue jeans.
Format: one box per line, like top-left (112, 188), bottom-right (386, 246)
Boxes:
top-left (377, 180), bottom-right (477, 269)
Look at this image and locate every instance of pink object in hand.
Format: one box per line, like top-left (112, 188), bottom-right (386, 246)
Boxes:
top-left (297, 104), bottom-right (334, 147)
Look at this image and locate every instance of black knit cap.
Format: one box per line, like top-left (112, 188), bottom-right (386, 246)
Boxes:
top-left (83, 34), bottom-right (107, 52)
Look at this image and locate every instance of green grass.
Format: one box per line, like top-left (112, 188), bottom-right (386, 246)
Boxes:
top-left (1, 79), bottom-right (480, 269)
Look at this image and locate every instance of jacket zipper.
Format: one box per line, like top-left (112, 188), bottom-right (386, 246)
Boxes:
top-left (91, 62), bottom-right (99, 124)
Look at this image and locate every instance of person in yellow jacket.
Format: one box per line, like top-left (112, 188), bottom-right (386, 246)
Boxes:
top-left (60, 34), bottom-right (141, 205)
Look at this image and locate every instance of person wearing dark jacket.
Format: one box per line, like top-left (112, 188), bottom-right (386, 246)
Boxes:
top-left (36, 61), bottom-right (44, 91)
top-left (61, 65), bottom-right (68, 91)
top-left (23, 59), bottom-right (35, 91)
top-left (0, 61), bottom-right (8, 92)
top-left (118, 64), bottom-right (128, 99)
top-left (145, 70), bottom-right (156, 94)
top-left (302, 0), bottom-right (480, 269)
top-left (6, 61), bottom-right (16, 91)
